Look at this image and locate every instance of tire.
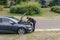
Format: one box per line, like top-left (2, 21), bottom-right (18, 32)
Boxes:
top-left (18, 28), bottom-right (26, 34)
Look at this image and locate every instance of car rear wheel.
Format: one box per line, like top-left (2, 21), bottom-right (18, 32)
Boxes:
top-left (18, 28), bottom-right (26, 34)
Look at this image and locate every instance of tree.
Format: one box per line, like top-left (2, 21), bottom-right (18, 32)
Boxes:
top-left (49, 0), bottom-right (57, 6)
top-left (0, 0), bottom-right (7, 5)
top-left (39, 0), bottom-right (46, 8)
top-left (16, 0), bottom-right (26, 4)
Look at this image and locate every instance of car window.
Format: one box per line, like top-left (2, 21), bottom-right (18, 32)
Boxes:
top-left (2, 18), bottom-right (13, 23)
top-left (2, 18), bottom-right (9, 22)
top-left (9, 17), bottom-right (19, 23)
top-left (0, 18), bottom-right (2, 23)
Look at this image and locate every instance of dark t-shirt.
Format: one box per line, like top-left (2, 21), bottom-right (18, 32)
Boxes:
top-left (28, 18), bottom-right (36, 24)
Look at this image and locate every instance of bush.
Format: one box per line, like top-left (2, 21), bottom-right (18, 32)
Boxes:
top-left (10, 2), bottom-right (41, 15)
top-left (49, 0), bottom-right (57, 7)
top-left (51, 6), bottom-right (60, 13)
top-left (0, 0), bottom-right (7, 5)
top-left (16, 0), bottom-right (26, 4)
top-left (0, 5), bottom-right (4, 11)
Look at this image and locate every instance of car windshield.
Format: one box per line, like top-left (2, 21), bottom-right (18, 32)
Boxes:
top-left (9, 17), bottom-right (20, 23)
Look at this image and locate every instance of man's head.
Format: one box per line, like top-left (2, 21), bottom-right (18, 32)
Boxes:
top-left (26, 17), bottom-right (30, 19)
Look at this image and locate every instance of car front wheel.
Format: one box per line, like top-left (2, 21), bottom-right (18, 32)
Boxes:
top-left (18, 28), bottom-right (26, 34)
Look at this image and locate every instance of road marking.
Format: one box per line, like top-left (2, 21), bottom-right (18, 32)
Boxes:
top-left (35, 29), bottom-right (60, 31)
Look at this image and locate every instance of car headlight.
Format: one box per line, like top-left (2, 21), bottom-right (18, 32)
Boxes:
top-left (26, 25), bottom-right (31, 27)
top-left (28, 28), bottom-right (32, 30)
top-left (27, 27), bottom-right (32, 30)
top-left (26, 25), bottom-right (32, 29)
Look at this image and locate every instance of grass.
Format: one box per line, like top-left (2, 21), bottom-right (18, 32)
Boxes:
top-left (40, 8), bottom-right (60, 18)
top-left (0, 31), bottom-right (60, 40)
top-left (0, 8), bottom-right (60, 19)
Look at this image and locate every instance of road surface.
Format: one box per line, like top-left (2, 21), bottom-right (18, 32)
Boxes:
top-left (36, 19), bottom-right (60, 30)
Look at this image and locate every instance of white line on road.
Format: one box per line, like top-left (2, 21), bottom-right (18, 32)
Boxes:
top-left (35, 29), bottom-right (60, 31)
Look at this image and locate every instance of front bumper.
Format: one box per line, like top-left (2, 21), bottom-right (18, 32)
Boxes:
top-left (25, 25), bottom-right (33, 32)
top-left (26, 27), bottom-right (33, 32)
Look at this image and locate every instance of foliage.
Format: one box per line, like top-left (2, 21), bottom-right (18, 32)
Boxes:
top-left (0, 0), bottom-right (7, 5)
top-left (49, 0), bottom-right (57, 7)
top-left (51, 6), bottom-right (60, 13)
top-left (0, 5), bottom-right (4, 11)
top-left (10, 2), bottom-right (41, 15)
top-left (39, 0), bottom-right (47, 8)
top-left (15, 0), bottom-right (26, 4)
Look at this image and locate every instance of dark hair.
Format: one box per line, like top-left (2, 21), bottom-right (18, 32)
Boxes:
top-left (27, 17), bottom-right (30, 19)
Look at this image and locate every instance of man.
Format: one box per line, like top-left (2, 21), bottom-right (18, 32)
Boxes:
top-left (26, 17), bottom-right (36, 32)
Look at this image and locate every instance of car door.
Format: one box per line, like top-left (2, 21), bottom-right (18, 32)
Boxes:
top-left (0, 18), bottom-right (17, 33)
top-left (0, 18), bottom-right (3, 31)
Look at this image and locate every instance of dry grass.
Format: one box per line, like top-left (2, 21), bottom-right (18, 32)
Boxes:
top-left (0, 31), bottom-right (60, 40)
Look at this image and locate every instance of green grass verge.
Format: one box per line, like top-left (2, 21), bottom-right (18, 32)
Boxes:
top-left (0, 8), bottom-right (60, 19)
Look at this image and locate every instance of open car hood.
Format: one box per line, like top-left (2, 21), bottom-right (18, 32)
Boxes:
top-left (18, 12), bottom-right (28, 23)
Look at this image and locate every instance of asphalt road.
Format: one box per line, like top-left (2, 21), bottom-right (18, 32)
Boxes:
top-left (36, 19), bottom-right (60, 29)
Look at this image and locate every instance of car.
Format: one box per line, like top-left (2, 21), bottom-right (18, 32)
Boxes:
top-left (0, 16), bottom-right (33, 34)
